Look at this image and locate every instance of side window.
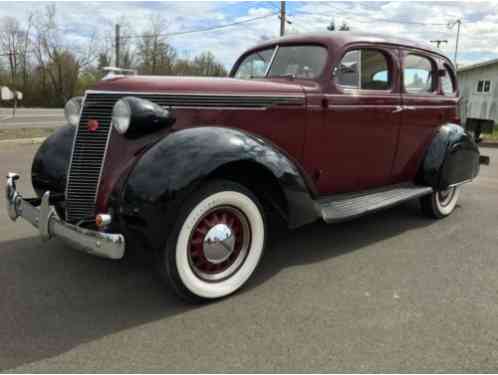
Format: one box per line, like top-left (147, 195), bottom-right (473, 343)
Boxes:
top-left (403, 54), bottom-right (434, 94)
top-left (335, 49), bottom-right (391, 90)
top-left (476, 80), bottom-right (484, 93)
top-left (484, 80), bottom-right (491, 93)
top-left (234, 48), bottom-right (274, 79)
top-left (335, 50), bottom-right (360, 87)
top-left (475, 80), bottom-right (491, 94)
top-left (441, 65), bottom-right (456, 96)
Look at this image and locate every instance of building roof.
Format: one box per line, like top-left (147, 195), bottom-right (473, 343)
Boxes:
top-left (458, 57), bottom-right (498, 73)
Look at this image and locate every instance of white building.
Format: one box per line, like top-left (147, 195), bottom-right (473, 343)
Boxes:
top-left (458, 59), bottom-right (498, 125)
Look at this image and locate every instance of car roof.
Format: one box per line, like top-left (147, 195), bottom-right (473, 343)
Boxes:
top-left (245, 32), bottom-right (448, 61)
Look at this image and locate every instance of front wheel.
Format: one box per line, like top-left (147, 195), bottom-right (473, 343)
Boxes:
top-left (420, 186), bottom-right (461, 219)
top-left (160, 179), bottom-right (266, 303)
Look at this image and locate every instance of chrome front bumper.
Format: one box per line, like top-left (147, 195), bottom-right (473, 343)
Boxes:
top-left (6, 172), bottom-right (125, 259)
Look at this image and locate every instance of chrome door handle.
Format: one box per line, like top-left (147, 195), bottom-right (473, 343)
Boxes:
top-left (404, 106), bottom-right (416, 111)
top-left (392, 106), bottom-right (403, 114)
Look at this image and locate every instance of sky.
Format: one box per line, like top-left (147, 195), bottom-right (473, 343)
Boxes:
top-left (0, 1), bottom-right (496, 70)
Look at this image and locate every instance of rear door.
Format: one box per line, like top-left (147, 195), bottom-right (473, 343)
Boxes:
top-left (392, 50), bottom-right (456, 182)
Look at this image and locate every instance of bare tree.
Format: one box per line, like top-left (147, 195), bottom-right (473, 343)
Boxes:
top-left (31, 5), bottom-right (98, 104)
top-left (137, 15), bottom-right (176, 75)
top-left (191, 52), bottom-right (227, 76)
top-left (0, 10), bottom-right (230, 106)
top-left (0, 15), bottom-right (33, 89)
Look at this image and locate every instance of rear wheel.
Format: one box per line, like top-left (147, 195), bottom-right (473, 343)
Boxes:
top-left (160, 179), bottom-right (266, 303)
top-left (420, 186), bottom-right (461, 219)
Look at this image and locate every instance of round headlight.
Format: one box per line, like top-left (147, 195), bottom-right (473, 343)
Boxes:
top-left (64, 96), bottom-right (83, 126)
top-left (112, 99), bottom-right (131, 134)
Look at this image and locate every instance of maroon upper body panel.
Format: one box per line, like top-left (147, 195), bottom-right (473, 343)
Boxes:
top-left (90, 32), bottom-right (459, 211)
top-left (93, 75), bottom-right (307, 95)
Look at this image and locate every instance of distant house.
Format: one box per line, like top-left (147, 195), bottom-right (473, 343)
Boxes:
top-left (458, 59), bottom-right (498, 125)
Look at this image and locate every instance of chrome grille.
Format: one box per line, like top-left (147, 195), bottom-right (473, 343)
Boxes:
top-left (65, 94), bottom-right (114, 223)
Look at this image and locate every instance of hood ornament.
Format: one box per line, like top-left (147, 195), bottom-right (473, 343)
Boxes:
top-left (102, 66), bottom-right (138, 81)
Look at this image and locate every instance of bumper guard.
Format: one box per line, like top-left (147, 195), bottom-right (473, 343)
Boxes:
top-left (6, 172), bottom-right (125, 259)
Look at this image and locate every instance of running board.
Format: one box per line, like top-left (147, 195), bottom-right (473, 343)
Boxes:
top-left (318, 183), bottom-right (433, 223)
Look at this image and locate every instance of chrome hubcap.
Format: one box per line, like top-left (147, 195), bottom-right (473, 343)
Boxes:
top-left (203, 224), bottom-right (235, 264)
top-left (188, 206), bottom-right (251, 281)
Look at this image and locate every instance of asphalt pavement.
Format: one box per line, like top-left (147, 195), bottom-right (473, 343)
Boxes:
top-left (0, 108), bottom-right (64, 129)
top-left (0, 143), bottom-right (497, 371)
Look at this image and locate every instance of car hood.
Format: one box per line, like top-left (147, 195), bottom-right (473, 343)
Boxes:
top-left (92, 75), bottom-right (306, 96)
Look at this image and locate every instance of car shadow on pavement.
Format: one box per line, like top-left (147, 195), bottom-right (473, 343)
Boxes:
top-left (0, 200), bottom-right (434, 370)
top-left (249, 200), bottom-right (436, 289)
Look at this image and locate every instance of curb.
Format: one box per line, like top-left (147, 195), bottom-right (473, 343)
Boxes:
top-left (0, 137), bottom-right (46, 145)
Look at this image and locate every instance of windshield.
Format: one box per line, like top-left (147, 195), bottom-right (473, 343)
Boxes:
top-left (234, 45), bottom-right (328, 80)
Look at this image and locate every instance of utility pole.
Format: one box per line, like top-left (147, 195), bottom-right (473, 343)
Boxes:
top-left (115, 24), bottom-right (121, 68)
top-left (430, 39), bottom-right (448, 49)
top-left (280, 1), bottom-right (286, 37)
top-left (7, 51), bottom-right (16, 85)
top-left (454, 19), bottom-right (462, 68)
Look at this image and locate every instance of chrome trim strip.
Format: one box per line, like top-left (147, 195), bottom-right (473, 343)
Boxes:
top-left (85, 89), bottom-right (305, 99)
top-left (6, 173), bottom-right (125, 259)
top-left (172, 106), bottom-right (268, 111)
top-left (83, 90), bottom-right (305, 110)
top-left (448, 179), bottom-right (473, 188)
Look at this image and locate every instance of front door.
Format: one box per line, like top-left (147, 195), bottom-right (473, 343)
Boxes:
top-left (305, 46), bottom-right (402, 195)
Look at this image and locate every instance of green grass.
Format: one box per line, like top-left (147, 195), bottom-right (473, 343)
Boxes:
top-left (483, 128), bottom-right (498, 141)
top-left (0, 127), bottom-right (55, 141)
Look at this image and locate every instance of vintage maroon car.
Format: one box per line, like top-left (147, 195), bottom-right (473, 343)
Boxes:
top-left (7, 33), bottom-right (484, 302)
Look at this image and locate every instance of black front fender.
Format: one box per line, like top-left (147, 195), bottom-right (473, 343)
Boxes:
top-left (421, 123), bottom-right (480, 190)
top-left (31, 125), bottom-right (75, 197)
top-left (120, 127), bottom-right (318, 251)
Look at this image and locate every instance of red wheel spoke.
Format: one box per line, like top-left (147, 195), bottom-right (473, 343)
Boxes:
top-left (188, 206), bottom-right (250, 279)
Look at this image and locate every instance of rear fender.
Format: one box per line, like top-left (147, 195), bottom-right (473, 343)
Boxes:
top-left (420, 123), bottom-right (480, 190)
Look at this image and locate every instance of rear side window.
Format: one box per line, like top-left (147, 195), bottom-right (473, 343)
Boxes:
top-left (335, 49), bottom-right (391, 90)
top-left (403, 54), bottom-right (434, 94)
top-left (441, 65), bottom-right (456, 95)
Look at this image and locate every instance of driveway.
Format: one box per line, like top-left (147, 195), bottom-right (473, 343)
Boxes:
top-left (1, 143), bottom-right (497, 371)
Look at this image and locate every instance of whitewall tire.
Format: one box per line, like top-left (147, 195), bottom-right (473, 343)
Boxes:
top-left (161, 179), bottom-right (266, 302)
top-left (420, 186), bottom-right (461, 219)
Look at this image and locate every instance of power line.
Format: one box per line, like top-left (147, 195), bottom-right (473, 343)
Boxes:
top-left (322, 2), bottom-right (451, 26)
top-left (293, 8), bottom-right (450, 27)
top-left (264, 1), bottom-right (281, 13)
top-left (120, 12), bottom-right (277, 40)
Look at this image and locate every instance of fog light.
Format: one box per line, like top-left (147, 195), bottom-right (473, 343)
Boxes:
top-left (96, 213), bottom-right (112, 227)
